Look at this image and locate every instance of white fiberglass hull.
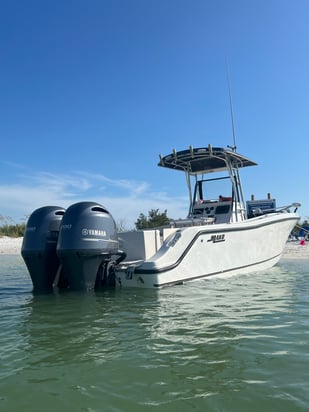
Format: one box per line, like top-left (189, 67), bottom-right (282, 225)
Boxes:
top-left (115, 213), bottom-right (299, 288)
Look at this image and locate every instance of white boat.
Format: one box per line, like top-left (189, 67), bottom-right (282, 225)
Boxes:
top-left (114, 145), bottom-right (300, 288)
top-left (22, 144), bottom-right (300, 292)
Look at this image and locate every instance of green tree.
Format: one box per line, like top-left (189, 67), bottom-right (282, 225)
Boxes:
top-left (0, 214), bottom-right (26, 237)
top-left (135, 209), bottom-right (169, 230)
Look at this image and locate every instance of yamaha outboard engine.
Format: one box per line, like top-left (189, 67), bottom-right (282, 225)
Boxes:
top-left (57, 201), bottom-right (125, 291)
top-left (21, 206), bottom-right (66, 293)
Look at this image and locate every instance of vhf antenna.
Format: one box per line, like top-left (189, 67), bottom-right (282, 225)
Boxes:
top-left (226, 61), bottom-right (237, 152)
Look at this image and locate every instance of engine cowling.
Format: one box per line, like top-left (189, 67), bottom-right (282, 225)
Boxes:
top-left (21, 206), bottom-right (65, 292)
top-left (57, 201), bottom-right (124, 291)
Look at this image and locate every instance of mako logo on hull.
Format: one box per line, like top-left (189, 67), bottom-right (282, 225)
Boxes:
top-left (207, 234), bottom-right (225, 243)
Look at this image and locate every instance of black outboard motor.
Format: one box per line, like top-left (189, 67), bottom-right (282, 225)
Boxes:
top-left (21, 206), bottom-right (66, 293)
top-left (57, 201), bottom-right (125, 291)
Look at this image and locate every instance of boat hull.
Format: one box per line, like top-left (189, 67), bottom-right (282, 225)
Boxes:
top-left (114, 213), bottom-right (299, 288)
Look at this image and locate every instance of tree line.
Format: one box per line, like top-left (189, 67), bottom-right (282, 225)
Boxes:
top-left (0, 209), bottom-right (169, 237)
top-left (0, 215), bottom-right (26, 237)
top-left (0, 210), bottom-right (308, 237)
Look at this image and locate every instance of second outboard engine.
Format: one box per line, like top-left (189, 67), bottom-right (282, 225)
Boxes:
top-left (21, 206), bottom-right (66, 293)
top-left (57, 201), bottom-right (125, 291)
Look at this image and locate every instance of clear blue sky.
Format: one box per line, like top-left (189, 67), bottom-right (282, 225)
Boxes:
top-left (1, 0), bottom-right (308, 229)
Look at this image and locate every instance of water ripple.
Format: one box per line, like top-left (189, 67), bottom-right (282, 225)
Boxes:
top-left (0, 256), bottom-right (309, 411)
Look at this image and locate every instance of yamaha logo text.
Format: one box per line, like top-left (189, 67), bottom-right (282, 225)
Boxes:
top-left (82, 228), bottom-right (106, 237)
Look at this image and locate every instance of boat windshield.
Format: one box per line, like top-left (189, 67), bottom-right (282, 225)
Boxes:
top-left (193, 175), bottom-right (232, 204)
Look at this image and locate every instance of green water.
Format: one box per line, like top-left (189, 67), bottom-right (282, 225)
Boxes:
top-left (0, 255), bottom-right (308, 411)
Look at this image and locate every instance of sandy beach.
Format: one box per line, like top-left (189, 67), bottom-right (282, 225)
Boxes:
top-left (0, 237), bottom-right (24, 255)
top-left (0, 236), bottom-right (308, 259)
top-left (281, 240), bottom-right (309, 259)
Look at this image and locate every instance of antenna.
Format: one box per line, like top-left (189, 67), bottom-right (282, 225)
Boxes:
top-left (226, 61), bottom-right (237, 152)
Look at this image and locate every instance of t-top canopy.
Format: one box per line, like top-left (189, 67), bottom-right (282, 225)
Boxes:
top-left (158, 145), bottom-right (257, 175)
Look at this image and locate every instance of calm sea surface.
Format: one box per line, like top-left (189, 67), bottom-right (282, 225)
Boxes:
top-left (0, 255), bottom-right (308, 412)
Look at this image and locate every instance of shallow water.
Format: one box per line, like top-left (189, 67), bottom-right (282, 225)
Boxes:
top-left (0, 255), bottom-right (308, 411)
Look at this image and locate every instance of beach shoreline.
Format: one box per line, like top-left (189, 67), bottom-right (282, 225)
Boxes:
top-left (281, 240), bottom-right (309, 260)
top-left (0, 236), bottom-right (23, 255)
top-left (0, 236), bottom-right (308, 259)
